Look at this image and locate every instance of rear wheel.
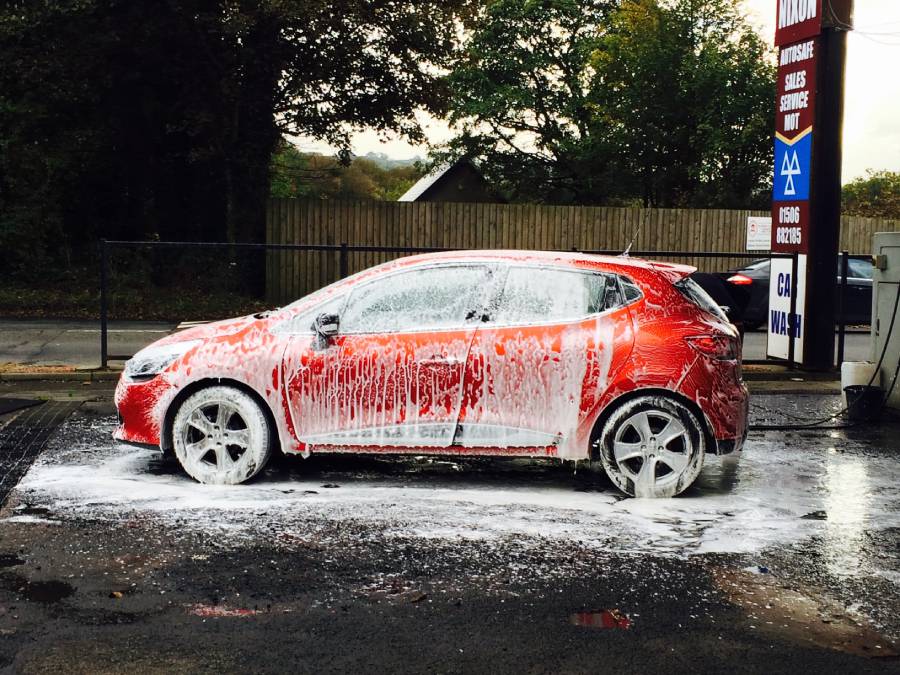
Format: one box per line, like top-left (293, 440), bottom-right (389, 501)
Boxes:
top-left (172, 386), bottom-right (272, 485)
top-left (597, 395), bottom-right (705, 498)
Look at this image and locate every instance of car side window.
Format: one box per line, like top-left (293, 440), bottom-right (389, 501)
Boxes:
top-left (491, 267), bottom-right (616, 325)
top-left (340, 265), bottom-right (492, 334)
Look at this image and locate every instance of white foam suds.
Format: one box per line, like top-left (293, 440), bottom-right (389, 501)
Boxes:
top-left (6, 423), bottom-right (900, 563)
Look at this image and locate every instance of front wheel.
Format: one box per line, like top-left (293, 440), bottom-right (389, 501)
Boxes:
top-left (597, 395), bottom-right (705, 498)
top-left (172, 385), bottom-right (272, 485)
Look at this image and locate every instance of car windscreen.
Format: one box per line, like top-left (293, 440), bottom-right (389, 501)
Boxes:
top-left (674, 277), bottom-right (729, 322)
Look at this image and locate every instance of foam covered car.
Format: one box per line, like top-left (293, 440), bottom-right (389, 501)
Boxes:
top-left (115, 251), bottom-right (749, 498)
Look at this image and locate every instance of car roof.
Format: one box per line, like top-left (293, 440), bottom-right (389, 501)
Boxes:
top-left (386, 249), bottom-right (695, 280)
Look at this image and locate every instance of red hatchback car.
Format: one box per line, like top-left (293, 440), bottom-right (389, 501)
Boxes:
top-left (115, 251), bottom-right (748, 498)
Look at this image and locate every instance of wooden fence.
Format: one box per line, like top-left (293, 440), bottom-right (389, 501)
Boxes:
top-left (266, 198), bottom-right (900, 304)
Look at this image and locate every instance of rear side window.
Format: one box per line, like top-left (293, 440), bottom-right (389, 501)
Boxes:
top-left (492, 267), bottom-right (616, 325)
top-left (674, 277), bottom-right (728, 322)
top-left (619, 276), bottom-right (642, 302)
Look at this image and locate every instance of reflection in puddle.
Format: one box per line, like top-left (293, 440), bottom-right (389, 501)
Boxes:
top-left (188, 604), bottom-right (261, 618)
top-left (570, 609), bottom-right (632, 630)
top-left (824, 454), bottom-right (870, 578)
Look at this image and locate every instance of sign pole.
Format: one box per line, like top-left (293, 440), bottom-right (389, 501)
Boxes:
top-left (804, 9), bottom-right (850, 370)
top-left (767, 0), bottom-right (852, 370)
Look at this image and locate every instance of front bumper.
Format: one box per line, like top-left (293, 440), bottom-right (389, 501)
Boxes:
top-left (113, 373), bottom-right (174, 447)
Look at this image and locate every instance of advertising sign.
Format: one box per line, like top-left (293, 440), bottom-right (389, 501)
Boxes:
top-left (767, 255), bottom-right (806, 361)
top-left (746, 217), bottom-right (772, 251)
top-left (769, 3), bottom-right (822, 362)
top-left (771, 37), bottom-right (817, 255)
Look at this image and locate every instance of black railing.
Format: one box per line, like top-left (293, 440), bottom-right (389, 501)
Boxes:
top-left (99, 239), bottom-right (869, 370)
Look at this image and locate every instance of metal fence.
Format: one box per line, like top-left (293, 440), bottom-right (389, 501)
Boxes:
top-left (99, 239), bottom-right (868, 370)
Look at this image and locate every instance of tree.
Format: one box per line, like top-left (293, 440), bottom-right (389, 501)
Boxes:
top-left (842, 170), bottom-right (900, 219)
top-left (442, 0), bottom-right (775, 208)
top-left (0, 0), bottom-right (473, 280)
top-left (269, 142), bottom-right (423, 201)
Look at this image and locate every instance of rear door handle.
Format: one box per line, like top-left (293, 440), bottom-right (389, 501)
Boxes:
top-left (420, 357), bottom-right (462, 367)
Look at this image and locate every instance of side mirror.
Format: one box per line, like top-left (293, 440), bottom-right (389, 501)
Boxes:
top-left (313, 312), bottom-right (339, 337)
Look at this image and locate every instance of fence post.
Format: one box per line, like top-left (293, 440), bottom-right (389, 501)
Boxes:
top-left (100, 239), bottom-right (109, 370)
top-left (837, 250), bottom-right (849, 367)
top-left (787, 252), bottom-right (798, 369)
top-left (339, 242), bottom-right (349, 279)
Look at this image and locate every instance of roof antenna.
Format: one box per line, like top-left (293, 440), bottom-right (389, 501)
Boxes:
top-left (621, 208), bottom-right (651, 257)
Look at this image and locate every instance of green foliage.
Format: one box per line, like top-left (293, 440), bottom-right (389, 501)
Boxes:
top-left (842, 171), bottom-right (900, 219)
top-left (0, 0), bottom-right (472, 283)
top-left (269, 142), bottom-right (423, 201)
top-left (443, 0), bottom-right (775, 208)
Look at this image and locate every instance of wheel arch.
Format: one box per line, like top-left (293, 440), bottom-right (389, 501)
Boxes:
top-left (161, 378), bottom-right (282, 455)
top-left (588, 388), bottom-right (716, 460)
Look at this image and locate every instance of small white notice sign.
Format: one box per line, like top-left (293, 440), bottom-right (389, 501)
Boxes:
top-left (747, 216), bottom-right (772, 251)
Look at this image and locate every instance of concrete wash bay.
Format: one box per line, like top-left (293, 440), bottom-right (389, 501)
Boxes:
top-left (0, 383), bottom-right (898, 671)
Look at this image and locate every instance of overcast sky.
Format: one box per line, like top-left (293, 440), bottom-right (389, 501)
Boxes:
top-left (295, 1), bottom-right (900, 184)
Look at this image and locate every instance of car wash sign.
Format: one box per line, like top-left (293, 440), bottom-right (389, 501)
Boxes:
top-left (768, 256), bottom-right (806, 361)
top-left (769, 0), bottom-right (822, 360)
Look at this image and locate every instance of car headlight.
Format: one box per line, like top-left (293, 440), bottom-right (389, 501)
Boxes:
top-left (124, 340), bottom-right (201, 379)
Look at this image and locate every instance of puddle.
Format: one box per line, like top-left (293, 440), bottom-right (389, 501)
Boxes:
top-left (0, 576), bottom-right (75, 603)
top-left (714, 568), bottom-right (899, 659)
top-left (570, 609), bottom-right (631, 630)
top-left (0, 554), bottom-right (25, 568)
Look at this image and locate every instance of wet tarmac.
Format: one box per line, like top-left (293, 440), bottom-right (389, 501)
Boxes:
top-left (0, 394), bottom-right (899, 672)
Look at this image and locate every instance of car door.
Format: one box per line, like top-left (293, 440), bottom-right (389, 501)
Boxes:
top-left (283, 263), bottom-right (495, 450)
top-left (457, 265), bottom-right (634, 456)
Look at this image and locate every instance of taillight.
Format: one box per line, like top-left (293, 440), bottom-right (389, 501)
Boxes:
top-left (727, 274), bottom-right (753, 286)
top-left (685, 335), bottom-right (738, 360)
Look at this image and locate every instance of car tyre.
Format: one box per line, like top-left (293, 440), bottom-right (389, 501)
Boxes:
top-left (172, 385), bottom-right (272, 485)
top-left (597, 395), bottom-right (705, 498)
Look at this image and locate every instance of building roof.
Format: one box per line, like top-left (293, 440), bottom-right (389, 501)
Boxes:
top-left (397, 161), bottom-right (456, 202)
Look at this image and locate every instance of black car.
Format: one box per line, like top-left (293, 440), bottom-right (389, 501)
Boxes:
top-left (713, 257), bottom-right (873, 330)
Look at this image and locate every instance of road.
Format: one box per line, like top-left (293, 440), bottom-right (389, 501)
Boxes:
top-left (0, 320), bottom-right (175, 368)
top-left (0, 319), bottom-right (875, 369)
top-left (0, 388), bottom-right (898, 672)
top-left (742, 328), bottom-right (872, 362)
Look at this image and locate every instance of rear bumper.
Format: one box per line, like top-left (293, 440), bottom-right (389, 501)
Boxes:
top-left (708, 381), bottom-right (749, 455)
top-left (676, 356), bottom-right (749, 455)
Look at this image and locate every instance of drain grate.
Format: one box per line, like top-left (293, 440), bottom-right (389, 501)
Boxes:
top-left (0, 401), bottom-right (81, 507)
